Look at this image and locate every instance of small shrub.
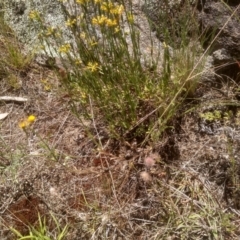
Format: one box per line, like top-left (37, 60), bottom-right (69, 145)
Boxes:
top-left (28, 0), bottom-right (204, 141)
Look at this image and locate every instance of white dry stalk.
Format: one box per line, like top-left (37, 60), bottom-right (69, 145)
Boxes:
top-left (0, 113), bottom-right (9, 120)
top-left (0, 96), bottom-right (28, 102)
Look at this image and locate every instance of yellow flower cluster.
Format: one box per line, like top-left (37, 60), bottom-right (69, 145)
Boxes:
top-left (75, 58), bottom-right (82, 65)
top-left (66, 18), bottom-right (77, 27)
top-left (105, 18), bottom-right (117, 27)
top-left (100, 1), bottom-right (114, 11)
top-left (92, 1), bottom-right (124, 27)
top-left (45, 27), bottom-right (56, 37)
top-left (19, 115), bottom-right (36, 129)
top-left (58, 43), bottom-right (71, 53)
top-left (92, 15), bottom-right (118, 27)
top-left (86, 62), bottom-right (99, 72)
top-left (92, 15), bottom-right (108, 26)
top-left (100, 2), bottom-right (124, 15)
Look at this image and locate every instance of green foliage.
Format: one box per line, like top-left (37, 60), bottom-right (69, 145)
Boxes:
top-left (0, 12), bottom-right (32, 83)
top-left (11, 213), bottom-right (68, 240)
top-left (28, 0), bottom-right (203, 141)
top-left (200, 110), bottom-right (235, 124)
top-left (1, 39), bottom-right (32, 71)
top-left (200, 110), bottom-right (222, 122)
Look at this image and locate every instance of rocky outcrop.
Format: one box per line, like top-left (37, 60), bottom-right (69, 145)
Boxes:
top-left (1, 0), bottom-right (164, 69)
top-left (199, 0), bottom-right (240, 80)
top-left (2, 0), bottom-right (71, 54)
top-left (142, 0), bottom-right (240, 81)
top-left (142, 0), bottom-right (199, 48)
top-left (2, 0), bottom-right (239, 81)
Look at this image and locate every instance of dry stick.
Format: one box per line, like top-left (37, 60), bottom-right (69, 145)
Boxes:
top-left (0, 96), bottom-right (28, 102)
top-left (144, 4), bottom-right (240, 144)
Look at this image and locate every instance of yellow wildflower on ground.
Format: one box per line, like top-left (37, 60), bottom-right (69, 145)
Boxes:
top-left (92, 15), bottom-right (108, 25)
top-left (58, 43), bottom-right (71, 53)
top-left (19, 115), bottom-right (36, 129)
top-left (105, 18), bottom-right (117, 27)
top-left (75, 59), bottom-right (82, 65)
top-left (66, 18), bottom-right (77, 27)
top-left (45, 27), bottom-right (56, 37)
top-left (110, 4), bottom-right (124, 15)
top-left (19, 121), bottom-right (27, 129)
top-left (86, 62), bottom-right (99, 72)
top-left (100, 1), bottom-right (114, 12)
top-left (27, 115), bottom-right (36, 123)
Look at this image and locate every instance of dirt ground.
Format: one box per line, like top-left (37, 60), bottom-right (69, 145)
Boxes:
top-left (1, 57), bottom-right (240, 239)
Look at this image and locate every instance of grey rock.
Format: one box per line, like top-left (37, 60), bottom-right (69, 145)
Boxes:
top-left (199, 0), bottom-right (240, 80)
top-left (212, 49), bottom-right (232, 63)
top-left (2, 0), bottom-right (72, 55)
top-left (199, 1), bottom-right (240, 58)
top-left (2, 0), bottom-right (164, 69)
top-left (142, 0), bottom-right (240, 81)
top-left (201, 55), bottom-right (216, 82)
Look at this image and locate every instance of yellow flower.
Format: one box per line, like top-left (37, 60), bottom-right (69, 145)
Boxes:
top-left (19, 115), bottom-right (36, 129)
top-left (90, 40), bottom-right (98, 46)
top-left (58, 43), bottom-right (71, 53)
top-left (105, 18), bottom-right (117, 27)
top-left (110, 4), bottom-right (124, 15)
top-left (75, 59), bottom-right (82, 65)
top-left (27, 115), bottom-right (36, 123)
top-left (86, 62), bottom-right (99, 72)
top-left (45, 27), bottom-right (56, 37)
top-left (100, 1), bottom-right (114, 12)
top-left (92, 15), bottom-right (108, 25)
top-left (66, 18), bottom-right (77, 27)
top-left (19, 121), bottom-right (28, 129)
top-left (94, 0), bottom-right (101, 3)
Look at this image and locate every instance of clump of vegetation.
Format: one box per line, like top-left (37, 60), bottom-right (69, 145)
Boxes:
top-left (28, 0), bottom-right (202, 141)
top-left (200, 110), bottom-right (222, 122)
top-left (11, 213), bottom-right (68, 240)
top-left (0, 12), bottom-right (32, 88)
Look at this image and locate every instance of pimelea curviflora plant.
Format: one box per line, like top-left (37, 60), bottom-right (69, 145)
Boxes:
top-left (28, 0), bottom-right (203, 141)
